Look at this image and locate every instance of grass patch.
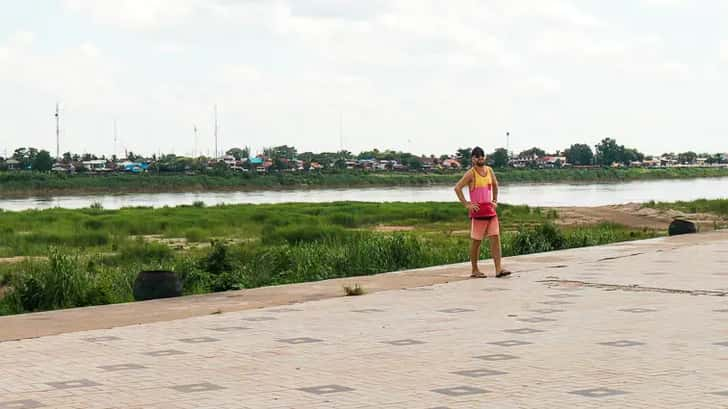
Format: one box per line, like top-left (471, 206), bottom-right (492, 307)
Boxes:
top-left (344, 284), bottom-right (365, 296)
top-left (644, 198), bottom-right (728, 217)
top-left (0, 201), bottom-right (663, 315)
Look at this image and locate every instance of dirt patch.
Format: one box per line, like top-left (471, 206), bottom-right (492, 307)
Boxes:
top-left (0, 256), bottom-right (46, 265)
top-left (373, 225), bottom-right (416, 232)
top-left (552, 203), bottom-right (727, 231)
top-left (133, 235), bottom-right (256, 251)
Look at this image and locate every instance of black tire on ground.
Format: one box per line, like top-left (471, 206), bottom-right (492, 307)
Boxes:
top-left (668, 219), bottom-right (697, 236)
top-left (133, 270), bottom-right (182, 301)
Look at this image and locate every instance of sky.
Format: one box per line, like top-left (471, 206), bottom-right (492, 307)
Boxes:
top-left (1, 0), bottom-right (727, 158)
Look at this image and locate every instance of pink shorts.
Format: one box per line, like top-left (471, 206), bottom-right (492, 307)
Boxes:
top-left (470, 216), bottom-right (500, 240)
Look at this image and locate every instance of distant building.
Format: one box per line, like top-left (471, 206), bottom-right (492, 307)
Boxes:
top-left (82, 160), bottom-right (110, 172)
top-left (118, 161), bottom-right (148, 173)
top-left (538, 156), bottom-right (567, 168)
top-left (5, 159), bottom-right (20, 170)
top-left (51, 162), bottom-right (75, 173)
top-left (221, 155), bottom-right (236, 167)
top-left (441, 159), bottom-right (461, 169)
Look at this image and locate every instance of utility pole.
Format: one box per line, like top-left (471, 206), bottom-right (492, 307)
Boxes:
top-left (55, 102), bottom-right (60, 160)
top-left (214, 105), bottom-right (219, 159)
top-left (193, 125), bottom-right (198, 158)
top-left (113, 119), bottom-right (118, 160)
top-left (339, 111), bottom-right (345, 163)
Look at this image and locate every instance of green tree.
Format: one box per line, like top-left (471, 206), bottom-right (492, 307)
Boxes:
top-left (706, 153), bottom-right (721, 164)
top-left (357, 149), bottom-right (381, 159)
top-left (456, 147), bottom-right (472, 167)
top-left (677, 151), bottom-right (697, 165)
top-left (226, 147), bottom-right (250, 160)
top-left (594, 138), bottom-right (623, 166)
top-left (405, 156), bottom-right (423, 170)
top-left (264, 145), bottom-right (298, 160)
top-left (564, 144), bottom-right (594, 165)
top-left (490, 148), bottom-right (510, 168)
top-left (518, 147), bottom-right (546, 159)
top-left (12, 147), bottom-right (28, 164)
top-left (32, 150), bottom-right (54, 172)
top-left (622, 148), bottom-right (644, 164)
top-left (13, 147), bottom-right (39, 169)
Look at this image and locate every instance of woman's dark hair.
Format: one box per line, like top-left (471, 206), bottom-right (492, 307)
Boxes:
top-left (471, 147), bottom-right (485, 158)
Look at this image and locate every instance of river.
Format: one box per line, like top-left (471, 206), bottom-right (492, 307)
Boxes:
top-left (1, 177), bottom-right (727, 211)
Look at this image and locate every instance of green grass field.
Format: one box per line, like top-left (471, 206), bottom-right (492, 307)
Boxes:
top-left (0, 201), bottom-right (662, 315)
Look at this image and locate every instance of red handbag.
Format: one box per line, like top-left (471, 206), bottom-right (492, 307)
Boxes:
top-left (469, 202), bottom-right (497, 219)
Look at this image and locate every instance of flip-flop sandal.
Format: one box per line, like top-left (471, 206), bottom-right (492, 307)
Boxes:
top-left (470, 272), bottom-right (487, 278)
top-left (496, 270), bottom-right (512, 278)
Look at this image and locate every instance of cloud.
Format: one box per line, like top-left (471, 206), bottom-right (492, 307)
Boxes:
top-left (288, 0), bottom-right (389, 20)
top-left (63, 0), bottom-right (205, 30)
top-left (641, 0), bottom-right (687, 6)
top-left (0, 37), bottom-right (117, 104)
top-left (721, 40), bottom-right (728, 62)
top-left (9, 0), bottom-right (725, 156)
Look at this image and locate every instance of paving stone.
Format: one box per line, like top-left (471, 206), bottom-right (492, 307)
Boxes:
top-left (297, 385), bottom-right (355, 395)
top-left (431, 386), bottom-right (489, 396)
top-left (382, 339), bottom-right (426, 346)
top-left (179, 337), bottom-right (220, 344)
top-left (598, 340), bottom-right (646, 347)
top-left (710, 391), bottom-right (728, 396)
top-left (438, 308), bottom-right (475, 313)
top-left (171, 383), bottom-right (226, 393)
top-left (0, 400), bottom-right (45, 409)
top-left (569, 388), bottom-right (628, 398)
top-left (143, 349), bottom-right (188, 357)
top-left (451, 368), bottom-right (507, 377)
top-left (276, 337), bottom-right (323, 344)
top-left (83, 336), bottom-right (121, 343)
top-left (474, 354), bottom-right (520, 361)
top-left (518, 317), bottom-right (557, 323)
top-left (208, 326), bottom-right (249, 332)
top-left (269, 308), bottom-right (303, 313)
top-left (503, 328), bottom-right (544, 335)
top-left (529, 308), bottom-right (565, 314)
top-left (619, 308), bottom-right (657, 313)
top-left (488, 340), bottom-right (533, 347)
top-left (97, 364), bottom-right (147, 372)
top-left (351, 308), bottom-right (385, 313)
top-left (46, 379), bottom-right (101, 390)
top-left (241, 316), bottom-right (277, 321)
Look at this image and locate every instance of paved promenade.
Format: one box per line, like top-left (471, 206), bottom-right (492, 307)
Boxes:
top-left (2, 231), bottom-right (728, 408)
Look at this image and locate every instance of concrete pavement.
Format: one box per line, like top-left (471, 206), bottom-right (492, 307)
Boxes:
top-left (2, 231), bottom-right (728, 408)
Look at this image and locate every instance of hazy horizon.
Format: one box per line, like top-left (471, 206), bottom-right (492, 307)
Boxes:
top-left (2, 1), bottom-right (727, 157)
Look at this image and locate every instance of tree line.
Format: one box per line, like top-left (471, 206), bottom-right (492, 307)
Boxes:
top-left (472, 138), bottom-right (725, 168)
top-left (2, 138), bottom-right (725, 172)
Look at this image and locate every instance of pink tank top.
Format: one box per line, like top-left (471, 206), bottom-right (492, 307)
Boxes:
top-left (469, 167), bottom-right (493, 204)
